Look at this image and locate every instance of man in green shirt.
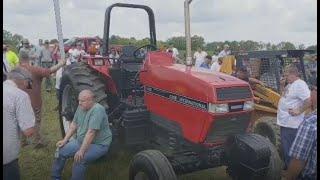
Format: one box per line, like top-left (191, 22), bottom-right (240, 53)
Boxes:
top-left (51, 90), bottom-right (112, 180)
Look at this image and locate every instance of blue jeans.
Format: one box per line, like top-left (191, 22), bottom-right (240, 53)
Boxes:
top-left (280, 126), bottom-right (298, 169)
top-left (51, 139), bottom-right (108, 180)
top-left (3, 159), bottom-right (20, 180)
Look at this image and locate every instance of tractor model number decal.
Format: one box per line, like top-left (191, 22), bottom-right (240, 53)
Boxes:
top-left (145, 86), bottom-right (208, 111)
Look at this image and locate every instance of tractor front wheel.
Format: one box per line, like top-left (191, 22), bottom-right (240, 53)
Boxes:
top-left (129, 150), bottom-right (177, 180)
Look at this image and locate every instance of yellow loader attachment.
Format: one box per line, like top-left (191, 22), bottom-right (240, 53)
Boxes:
top-left (253, 84), bottom-right (281, 109)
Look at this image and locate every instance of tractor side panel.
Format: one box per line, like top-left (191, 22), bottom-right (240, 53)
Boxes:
top-left (144, 92), bottom-right (211, 143)
top-left (140, 54), bottom-right (212, 143)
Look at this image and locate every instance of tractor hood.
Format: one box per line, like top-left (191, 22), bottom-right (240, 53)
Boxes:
top-left (140, 52), bottom-right (253, 144)
top-left (140, 52), bottom-right (253, 104)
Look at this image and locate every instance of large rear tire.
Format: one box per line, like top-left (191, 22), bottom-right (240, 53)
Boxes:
top-left (129, 150), bottom-right (177, 180)
top-left (59, 63), bottom-right (109, 137)
top-left (226, 134), bottom-right (282, 180)
top-left (263, 137), bottom-right (283, 180)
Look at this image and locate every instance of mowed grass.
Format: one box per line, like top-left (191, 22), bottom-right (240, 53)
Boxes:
top-left (19, 86), bottom-right (231, 180)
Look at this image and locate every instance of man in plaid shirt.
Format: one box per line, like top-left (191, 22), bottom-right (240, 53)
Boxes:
top-left (285, 80), bottom-right (317, 180)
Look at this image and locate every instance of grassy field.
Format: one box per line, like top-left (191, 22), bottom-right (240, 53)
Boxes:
top-left (19, 87), bottom-right (231, 180)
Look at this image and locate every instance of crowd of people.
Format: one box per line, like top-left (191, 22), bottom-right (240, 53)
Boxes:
top-left (3, 39), bottom-right (317, 180)
top-left (3, 39), bottom-right (113, 180)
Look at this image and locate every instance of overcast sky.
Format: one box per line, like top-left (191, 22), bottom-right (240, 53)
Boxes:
top-left (3, 0), bottom-right (317, 47)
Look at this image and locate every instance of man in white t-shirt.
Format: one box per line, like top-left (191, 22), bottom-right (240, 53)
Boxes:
top-left (211, 57), bottom-right (223, 72)
top-left (68, 43), bottom-right (86, 64)
top-left (166, 45), bottom-right (179, 59)
top-left (193, 47), bottom-right (207, 67)
top-left (277, 65), bottom-right (311, 169)
top-left (218, 44), bottom-right (231, 57)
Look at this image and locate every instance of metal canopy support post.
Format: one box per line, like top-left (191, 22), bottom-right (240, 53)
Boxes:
top-left (53, 0), bottom-right (66, 61)
top-left (184, 0), bottom-right (193, 66)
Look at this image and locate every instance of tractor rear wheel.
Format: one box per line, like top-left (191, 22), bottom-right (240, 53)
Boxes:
top-left (226, 134), bottom-right (282, 180)
top-left (59, 63), bottom-right (109, 137)
top-left (263, 137), bottom-right (283, 180)
top-left (129, 150), bottom-right (177, 180)
top-left (252, 116), bottom-right (282, 158)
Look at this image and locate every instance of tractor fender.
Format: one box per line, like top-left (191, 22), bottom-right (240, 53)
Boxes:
top-left (85, 58), bottom-right (118, 94)
top-left (224, 133), bottom-right (282, 180)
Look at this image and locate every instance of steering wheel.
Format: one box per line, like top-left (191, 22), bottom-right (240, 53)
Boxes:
top-left (133, 44), bottom-right (157, 59)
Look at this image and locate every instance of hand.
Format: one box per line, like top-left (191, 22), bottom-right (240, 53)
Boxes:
top-left (56, 139), bottom-right (67, 148)
top-left (280, 77), bottom-right (286, 86)
top-left (288, 108), bottom-right (300, 116)
top-left (74, 149), bottom-right (85, 163)
top-left (60, 58), bottom-right (67, 65)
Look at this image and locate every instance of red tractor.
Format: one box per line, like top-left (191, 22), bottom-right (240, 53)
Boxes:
top-left (59, 3), bottom-right (282, 180)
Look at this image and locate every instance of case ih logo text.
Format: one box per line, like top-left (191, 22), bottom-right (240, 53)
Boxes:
top-left (146, 86), bottom-right (208, 111)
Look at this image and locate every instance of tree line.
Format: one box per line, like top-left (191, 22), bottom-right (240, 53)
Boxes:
top-left (4, 29), bottom-right (317, 54)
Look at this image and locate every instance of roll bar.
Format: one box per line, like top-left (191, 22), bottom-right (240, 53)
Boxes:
top-left (102, 3), bottom-right (157, 56)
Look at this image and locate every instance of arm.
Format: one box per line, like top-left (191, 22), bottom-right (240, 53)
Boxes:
top-left (23, 127), bottom-right (35, 137)
top-left (299, 98), bottom-right (311, 113)
top-left (74, 129), bottom-right (97, 163)
top-left (49, 58), bottom-right (66, 73)
top-left (285, 119), bottom-right (315, 179)
top-left (79, 129), bottom-right (97, 153)
top-left (63, 121), bottom-right (77, 142)
top-left (289, 83), bottom-right (311, 116)
top-left (289, 98), bottom-right (311, 116)
top-left (285, 159), bottom-right (306, 180)
top-left (16, 93), bottom-right (35, 137)
top-left (56, 121), bottom-right (77, 148)
top-left (279, 77), bottom-right (287, 95)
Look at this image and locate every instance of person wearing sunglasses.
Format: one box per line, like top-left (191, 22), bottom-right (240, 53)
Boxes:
top-left (3, 67), bottom-right (35, 180)
top-left (284, 80), bottom-right (317, 180)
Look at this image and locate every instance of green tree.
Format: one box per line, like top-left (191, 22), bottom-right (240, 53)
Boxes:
top-left (191, 35), bottom-right (205, 50)
top-left (276, 41), bottom-right (296, 50)
top-left (166, 36), bottom-right (186, 50)
top-left (3, 29), bottom-right (24, 53)
top-left (298, 44), bottom-right (305, 50)
top-left (306, 45), bottom-right (317, 52)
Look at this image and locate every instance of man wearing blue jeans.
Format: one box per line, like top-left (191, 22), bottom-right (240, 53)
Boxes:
top-left (51, 90), bottom-right (112, 180)
top-left (277, 65), bottom-right (310, 169)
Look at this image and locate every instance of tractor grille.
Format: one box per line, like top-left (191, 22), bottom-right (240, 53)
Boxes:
top-left (216, 87), bottom-right (251, 101)
top-left (205, 113), bottom-right (251, 143)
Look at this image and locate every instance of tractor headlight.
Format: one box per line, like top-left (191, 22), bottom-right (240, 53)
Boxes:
top-left (209, 103), bottom-right (229, 113)
top-left (243, 100), bottom-right (254, 110)
top-left (94, 59), bottom-right (104, 66)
